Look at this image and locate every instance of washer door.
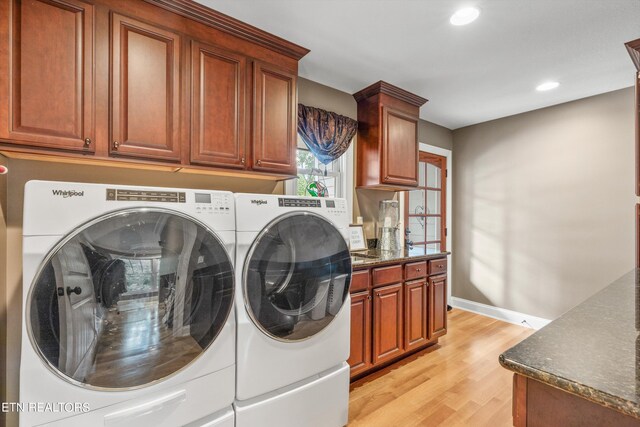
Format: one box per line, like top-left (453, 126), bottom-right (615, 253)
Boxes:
top-left (27, 208), bottom-right (234, 390)
top-left (243, 212), bottom-right (352, 341)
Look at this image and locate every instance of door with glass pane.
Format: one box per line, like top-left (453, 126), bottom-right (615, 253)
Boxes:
top-left (243, 212), bottom-right (352, 341)
top-left (27, 209), bottom-right (234, 390)
top-left (406, 152), bottom-right (447, 255)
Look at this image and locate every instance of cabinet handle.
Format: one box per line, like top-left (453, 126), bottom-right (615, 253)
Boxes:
top-left (84, 138), bottom-right (91, 147)
top-left (256, 159), bottom-right (262, 166)
top-left (438, 264), bottom-right (444, 268)
top-left (377, 292), bottom-right (380, 297)
top-left (367, 295), bottom-right (371, 300)
top-left (113, 141), bottom-right (119, 150)
top-left (416, 268), bottom-right (421, 272)
top-left (241, 157), bottom-right (246, 165)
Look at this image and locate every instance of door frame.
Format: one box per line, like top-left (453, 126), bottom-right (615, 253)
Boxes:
top-left (400, 142), bottom-right (452, 304)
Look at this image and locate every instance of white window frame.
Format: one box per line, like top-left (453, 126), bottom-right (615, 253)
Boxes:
top-left (286, 138), bottom-right (354, 220)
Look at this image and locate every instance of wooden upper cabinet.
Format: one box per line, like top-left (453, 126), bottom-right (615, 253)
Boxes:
top-left (353, 81), bottom-right (427, 190)
top-left (190, 41), bottom-right (247, 168)
top-left (252, 61), bottom-right (297, 174)
top-left (404, 279), bottom-right (429, 351)
top-left (1, 0), bottom-right (94, 152)
top-left (110, 13), bottom-right (181, 162)
top-left (372, 282), bottom-right (404, 365)
top-left (429, 274), bottom-right (447, 339)
top-left (382, 106), bottom-right (419, 187)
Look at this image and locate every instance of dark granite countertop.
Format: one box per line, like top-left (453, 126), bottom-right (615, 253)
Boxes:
top-left (351, 250), bottom-right (449, 269)
top-left (499, 269), bottom-right (640, 419)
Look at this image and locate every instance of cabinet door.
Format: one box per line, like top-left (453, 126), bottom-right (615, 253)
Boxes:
top-left (348, 291), bottom-right (371, 377)
top-left (429, 274), bottom-right (447, 339)
top-left (191, 41), bottom-right (246, 168)
top-left (111, 13), bottom-right (181, 161)
top-left (252, 61), bottom-right (296, 174)
top-left (381, 106), bottom-right (419, 187)
top-left (1, 0), bottom-right (94, 152)
top-left (372, 282), bottom-right (404, 365)
top-left (404, 279), bottom-right (428, 351)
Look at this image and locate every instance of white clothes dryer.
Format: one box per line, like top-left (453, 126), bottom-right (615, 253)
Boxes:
top-left (20, 181), bottom-right (236, 427)
top-left (234, 194), bottom-right (352, 427)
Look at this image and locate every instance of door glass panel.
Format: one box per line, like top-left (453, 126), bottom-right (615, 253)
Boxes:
top-left (244, 213), bottom-right (351, 341)
top-left (426, 242), bottom-right (441, 254)
top-left (408, 190), bottom-right (425, 216)
top-left (407, 216), bottom-right (425, 243)
top-left (28, 209), bottom-right (234, 390)
top-left (426, 217), bottom-right (441, 241)
top-left (426, 190), bottom-right (441, 215)
top-left (426, 163), bottom-right (441, 188)
top-left (418, 162), bottom-right (426, 186)
top-left (409, 244), bottom-right (425, 256)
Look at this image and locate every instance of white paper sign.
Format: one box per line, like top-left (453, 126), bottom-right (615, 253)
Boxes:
top-left (349, 225), bottom-right (366, 251)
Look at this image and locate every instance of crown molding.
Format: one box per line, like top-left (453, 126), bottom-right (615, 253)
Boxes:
top-left (626, 39), bottom-right (640, 72)
top-left (353, 81), bottom-right (428, 107)
top-left (145, 0), bottom-right (310, 60)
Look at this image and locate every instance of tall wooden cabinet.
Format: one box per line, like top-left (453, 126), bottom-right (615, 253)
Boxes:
top-left (0, 0), bottom-right (308, 179)
top-left (1, 0), bottom-right (95, 152)
top-left (348, 255), bottom-right (449, 380)
top-left (353, 81), bottom-right (427, 190)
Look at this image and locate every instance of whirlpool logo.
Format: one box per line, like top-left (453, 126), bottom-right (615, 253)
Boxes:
top-left (52, 189), bottom-right (85, 198)
top-left (250, 199), bottom-right (268, 205)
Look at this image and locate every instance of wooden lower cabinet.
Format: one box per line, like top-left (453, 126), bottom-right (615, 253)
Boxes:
top-left (404, 279), bottom-right (429, 351)
top-left (512, 374), bottom-right (640, 427)
top-left (349, 256), bottom-right (448, 380)
top-left (372, 282), bottom-right (404, 364)
top-left (429, 274), bottom-right (447, 339)
top-left (348, 291), bottom-right (371, 377)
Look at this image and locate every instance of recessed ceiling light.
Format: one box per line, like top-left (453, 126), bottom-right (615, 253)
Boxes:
top-left (536, 81), bottom-right (560, 91)
top-left (450, 7), bottom-right (480, 26)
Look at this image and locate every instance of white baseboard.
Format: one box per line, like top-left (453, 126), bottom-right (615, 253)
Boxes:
top-left (450, 297), bottom-right (551, 330)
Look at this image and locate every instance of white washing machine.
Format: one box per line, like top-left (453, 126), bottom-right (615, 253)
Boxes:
top-left (234, 194), bottom-right (352, 427)
top-left (20, 181), bottom-right (237, 427)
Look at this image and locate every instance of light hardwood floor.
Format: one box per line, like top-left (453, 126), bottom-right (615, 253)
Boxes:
top-left (348, 309), bottom-right (533, 427)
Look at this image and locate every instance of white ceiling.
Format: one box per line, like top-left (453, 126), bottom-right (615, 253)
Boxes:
top-left (199, 0), bottom-right (640, 129)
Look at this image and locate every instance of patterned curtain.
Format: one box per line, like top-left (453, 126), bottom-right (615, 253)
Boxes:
top-left (297, 104), bottom-right (358, 165)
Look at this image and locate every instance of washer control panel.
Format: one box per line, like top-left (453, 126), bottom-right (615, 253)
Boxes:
top-left (194, 192), bottom-right (232, 216)
top-left (106, 188), bottom-right (186, 203)
top-left (278, 198), bottom-right (321, 208)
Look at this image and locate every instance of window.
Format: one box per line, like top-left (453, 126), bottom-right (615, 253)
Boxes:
top-left (292, 146), bottom-right (342, 198)
top-left (406, 152), bottom-right (447, 255)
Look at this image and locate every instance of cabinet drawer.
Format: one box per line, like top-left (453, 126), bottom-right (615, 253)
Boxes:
top-left (429, 258), bottom-right (447, 275)
top-left (405, 261), bottom-right (427, 280)
top-left (372, 265), bottom-right (403, 287)
top-left (351, 269), bottom-right (370, 293)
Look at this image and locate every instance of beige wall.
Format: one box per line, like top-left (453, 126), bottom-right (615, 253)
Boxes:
top-left (452, 87), bottom-right (636, 320)
top-left (0, 159), bottom-right (283, 426)
top-left (299, 77), bottom-right (452, 240)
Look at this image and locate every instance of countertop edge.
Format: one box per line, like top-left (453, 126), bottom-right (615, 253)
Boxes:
top-left (499, 354), bottom-right (640, 420)
top-left (352, 251), bottom-right (450, 269)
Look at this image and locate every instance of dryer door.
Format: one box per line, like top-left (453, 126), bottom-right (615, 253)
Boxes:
top-left (27, 208), bottom-right (234, 390)
top-left (243, 212), bottom-right (352, 341)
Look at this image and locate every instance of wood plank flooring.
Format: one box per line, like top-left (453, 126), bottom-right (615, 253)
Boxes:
top-left (348, 309), bottom-right (534, 427)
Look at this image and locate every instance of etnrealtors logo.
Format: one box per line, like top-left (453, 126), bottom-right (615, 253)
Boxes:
top-left (52, 189), bottom-right (84, 198)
